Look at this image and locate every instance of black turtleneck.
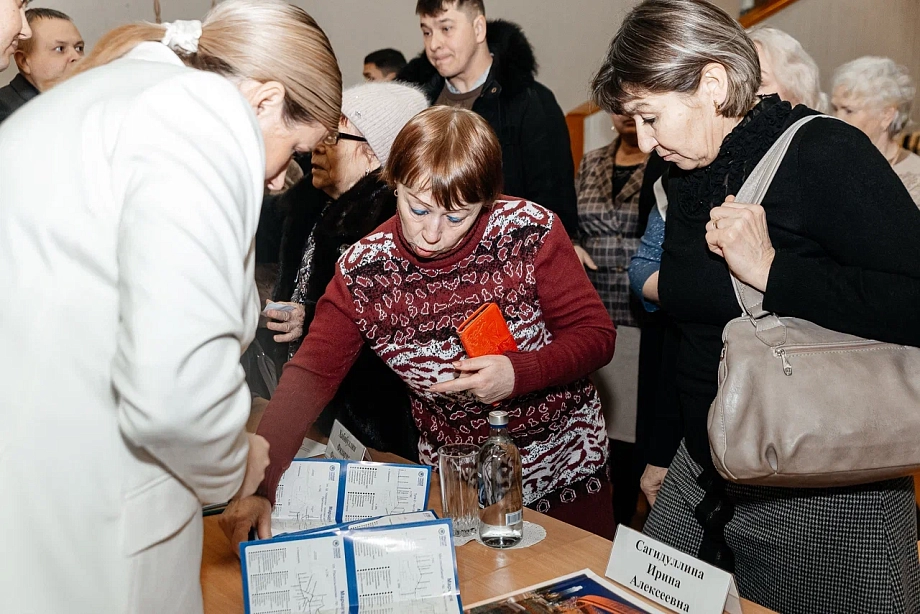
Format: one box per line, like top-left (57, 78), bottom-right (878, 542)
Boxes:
top-left (652, 95), bottom-right (920, 468)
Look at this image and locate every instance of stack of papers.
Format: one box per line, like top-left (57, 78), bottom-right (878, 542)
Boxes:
top-left (271, 459), bottom-right (432, 536)
top-left (241, 517), bottom-right (462, 614)
top-left (240, 459), bottom-right (461, 613)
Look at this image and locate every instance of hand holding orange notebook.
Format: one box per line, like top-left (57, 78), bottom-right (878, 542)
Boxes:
top-left (456, 303), bottom-right (518, 358)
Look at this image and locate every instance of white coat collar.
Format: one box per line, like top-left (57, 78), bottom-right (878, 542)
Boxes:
top-left (123, 41), bottom-right (185, 66)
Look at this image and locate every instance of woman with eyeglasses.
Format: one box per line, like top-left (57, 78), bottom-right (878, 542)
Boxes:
top-left (260, 81), bottom-right (429, 459)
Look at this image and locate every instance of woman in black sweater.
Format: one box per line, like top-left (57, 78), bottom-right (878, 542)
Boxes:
top-left (592, 1), bottom-right (920, 613)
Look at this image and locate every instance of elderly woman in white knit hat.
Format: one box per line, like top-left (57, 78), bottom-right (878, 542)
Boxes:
top-left (260, 81), bottom-right (429, 459)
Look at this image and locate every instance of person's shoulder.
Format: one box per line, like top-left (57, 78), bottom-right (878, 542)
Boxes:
top-left (108, 45), bottom-right (252, 124)
top-left (141, 67), bottom-right (250, 119)
top-left (793, 114), bottom-right (871, 157)
top-left (116, 62), bottom-right (261, 163)
top-left (581, 141), bottom-right (616, 170)
top-left (0, 79), bottom-right (24, 116)
top-left (338, 217), bottom-right (399, 271)
top-left (488, 197), bottom-right (556, 233)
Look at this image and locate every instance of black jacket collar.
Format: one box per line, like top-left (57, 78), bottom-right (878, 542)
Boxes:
top-left (11, 74), bottom-right (39, 100)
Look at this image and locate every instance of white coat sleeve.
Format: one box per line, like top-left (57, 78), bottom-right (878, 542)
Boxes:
top-left (109, 71), bottom-right (265, 504)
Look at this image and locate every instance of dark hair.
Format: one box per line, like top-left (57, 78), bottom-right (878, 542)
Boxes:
top-left (591, 0), bottom-right (760, 118)
top-left (384, 106), bottom-right (502, 211)
top-left (363, 48), bottom-right (407, 76)
top-left (415, 0), bottom-right (485, 18)
top-left (25, 8), bottom-right (74, 24)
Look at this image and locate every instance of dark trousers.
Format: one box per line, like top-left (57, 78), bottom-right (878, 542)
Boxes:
top-left (608, 438), bottom-right (644, 528)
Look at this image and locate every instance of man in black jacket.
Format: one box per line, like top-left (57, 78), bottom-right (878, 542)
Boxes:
top-left (0, 8), bottom-right (83, 124)
top-left (399, 0), bottom-right (580, 238)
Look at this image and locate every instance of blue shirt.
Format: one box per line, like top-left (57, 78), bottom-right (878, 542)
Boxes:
top-left (628, 206), bottom-right (664, 312)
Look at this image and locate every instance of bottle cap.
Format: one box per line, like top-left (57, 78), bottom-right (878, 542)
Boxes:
top-left (488, 410), bottom-right (509, 427)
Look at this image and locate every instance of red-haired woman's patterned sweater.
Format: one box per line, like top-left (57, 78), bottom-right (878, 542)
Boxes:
top-left (258, 199), bottom-right (617, 505)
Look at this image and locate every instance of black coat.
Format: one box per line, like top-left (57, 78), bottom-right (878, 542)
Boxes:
top-left (398, 19), bottom-right (579, 237)
top-left (275, 172), bottom-right (419, 461)
top-left (0, 74), bottom-right (39, 124)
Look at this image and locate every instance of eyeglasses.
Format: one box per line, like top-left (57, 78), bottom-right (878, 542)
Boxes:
top-left (322, 132), bottom-right (368, 146)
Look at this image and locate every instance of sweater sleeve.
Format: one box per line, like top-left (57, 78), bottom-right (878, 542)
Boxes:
top-left (505, 219), bottom-right (617, 396)
top-left (629, 206), bottom-right (665, 313)
top-left (256, 273), bottom-right (365, 504)
top-left (762, 119), bottom-right (920, 346)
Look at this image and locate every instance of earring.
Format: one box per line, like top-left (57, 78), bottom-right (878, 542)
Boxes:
top-left (365, 168), bottom-right (371, 177)
top-left (394, 189), bottom-right (399, 196)
top-left (714, 100), bottom-right (723, 114)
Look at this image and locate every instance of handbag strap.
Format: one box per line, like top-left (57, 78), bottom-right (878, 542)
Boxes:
top-left (728, 114), bottom-right (833, 320)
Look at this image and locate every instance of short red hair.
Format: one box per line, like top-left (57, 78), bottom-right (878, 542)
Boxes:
top-left (383, 106), bottom-right (503, 211)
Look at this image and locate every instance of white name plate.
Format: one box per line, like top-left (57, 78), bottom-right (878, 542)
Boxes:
top-left (325, 419), bottom-right (370, 461)
top-left (606, 526), bottom-right (741, 614)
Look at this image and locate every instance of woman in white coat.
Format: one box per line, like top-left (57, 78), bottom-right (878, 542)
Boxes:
top-left (0, 2), bottom-right (341, 613)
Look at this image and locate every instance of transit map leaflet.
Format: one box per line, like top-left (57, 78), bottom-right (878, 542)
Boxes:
top-left (241, 518), bottom-right (462, 614)
top-left (270, 459), bottom-right (432, 536)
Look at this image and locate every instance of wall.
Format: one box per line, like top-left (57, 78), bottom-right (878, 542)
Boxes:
top-left (759, 0), bottom-right (920, 124)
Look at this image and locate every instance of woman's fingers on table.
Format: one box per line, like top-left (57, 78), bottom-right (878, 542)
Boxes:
top-left (218, 496), bottom-right (272, 556)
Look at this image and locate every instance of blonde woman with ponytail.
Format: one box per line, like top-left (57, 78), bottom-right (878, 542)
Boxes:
top-left (0, 2), bottom-right (341, 613)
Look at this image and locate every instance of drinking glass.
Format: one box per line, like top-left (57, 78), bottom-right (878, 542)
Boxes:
top-left (438, 443), bottom-right (481, 539)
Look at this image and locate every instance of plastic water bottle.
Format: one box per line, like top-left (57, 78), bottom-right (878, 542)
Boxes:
top-left (477, 410), bottom-right (524, 548)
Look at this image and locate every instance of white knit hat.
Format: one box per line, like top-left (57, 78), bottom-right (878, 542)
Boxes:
top-left (340, 82), bottom-right (429, 167)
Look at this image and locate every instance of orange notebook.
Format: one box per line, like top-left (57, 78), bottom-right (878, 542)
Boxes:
top-left (456, 303), bottom-right (518, 358)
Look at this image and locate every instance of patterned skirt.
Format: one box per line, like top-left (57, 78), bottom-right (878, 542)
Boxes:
top-left (645, 441), bottom-right (920, 614)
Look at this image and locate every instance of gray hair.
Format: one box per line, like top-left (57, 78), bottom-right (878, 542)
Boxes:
top-left (748, 26), bottom-right (823, 110)
top-left (832, 56), bottom-right (915, 137)
top-left (591, 0), bottom-right (760, 118)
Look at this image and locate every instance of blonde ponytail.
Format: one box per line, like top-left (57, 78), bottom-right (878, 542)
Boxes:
top-left (70, 0), bottom-right (341, 133)
top-left (154, 0), bottom-right (217, 24)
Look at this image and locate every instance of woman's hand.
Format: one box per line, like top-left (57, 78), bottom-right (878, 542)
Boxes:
top-left (427, 356), bottom-right (516, 404)
top-left (706, 196), bottom-right (776, 292)
top-left (263, 300), bottom-right (306, 343)
top-left (218, 495), bottom-right (273, 557)
top-left (573, 244), bottom-right (598, 271)
top-left (640, 464), bottom-right (669, 507)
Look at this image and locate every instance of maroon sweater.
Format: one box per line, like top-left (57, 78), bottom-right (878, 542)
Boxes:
top-left (257, 199), bottom-right (617, 505)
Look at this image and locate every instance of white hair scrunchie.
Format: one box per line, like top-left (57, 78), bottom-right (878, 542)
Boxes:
top-left (161, 20), bottom-right (202, 54)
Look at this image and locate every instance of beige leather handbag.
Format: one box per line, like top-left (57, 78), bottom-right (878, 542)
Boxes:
top-left (707, 115), bottom-right (920, 488)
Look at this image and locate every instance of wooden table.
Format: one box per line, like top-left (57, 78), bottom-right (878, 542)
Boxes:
top-left (201, 452), bottom-right (775, 613)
